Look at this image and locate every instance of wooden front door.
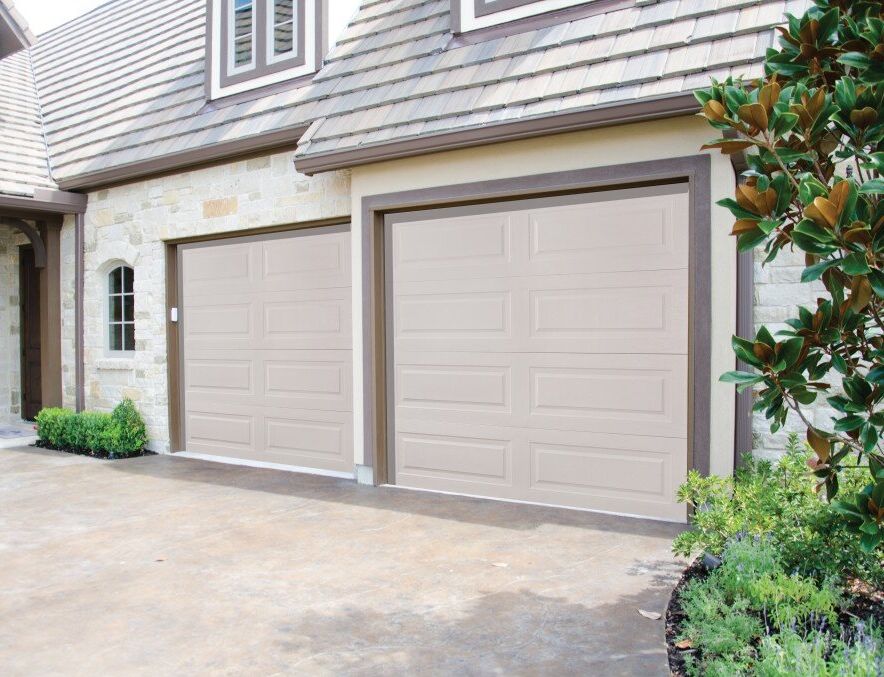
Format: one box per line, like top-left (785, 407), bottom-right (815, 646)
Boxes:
top-left (20, 246), bottom-right (42, 420)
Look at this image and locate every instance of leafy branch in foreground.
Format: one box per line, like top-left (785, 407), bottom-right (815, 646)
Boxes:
top-left (699, 0), bottom-right (884, 551)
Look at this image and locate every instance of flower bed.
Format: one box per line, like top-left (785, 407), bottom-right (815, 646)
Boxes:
top-left (666, 438), bottom-right (883, 675)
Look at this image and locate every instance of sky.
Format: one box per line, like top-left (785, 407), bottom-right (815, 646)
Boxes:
top-left (17, 0), bottom-right (362, 39)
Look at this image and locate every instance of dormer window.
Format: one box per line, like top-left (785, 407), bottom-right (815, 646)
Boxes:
top-left (208, 0), bottom-right (325, 100)
top-left (454, 0), bottom-right (594, 33)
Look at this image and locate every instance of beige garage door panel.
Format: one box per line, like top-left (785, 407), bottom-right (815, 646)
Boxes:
top-left (391, 189), bottom-right (689, 284)
top-left (388, 187), bottom-right (690, 521)
top-left (393, 422), bottom-right (685, 521)
top-left (392, 269), bottom-right (688, 355)
top-left (181, 227), bottom-right (353, 474)
top-left (394, 352), bottom-right (687, 438)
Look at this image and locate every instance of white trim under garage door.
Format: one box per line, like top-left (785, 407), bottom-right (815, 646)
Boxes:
top-left (384, 186), bottom-right (690, 522)
top-left (177, 225), bottom-right (354, 475)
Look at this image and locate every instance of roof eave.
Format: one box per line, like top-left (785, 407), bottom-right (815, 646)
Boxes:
top-left (0, 188), bottom-right (88, 217)
top-left (56, 125), bottom-right (309, 192)
top-left (0, 0), bottom-right (37, 58)
top-left (294, 92), bottom-right (702, 176)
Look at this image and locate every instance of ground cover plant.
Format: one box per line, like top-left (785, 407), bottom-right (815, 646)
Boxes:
top-left (35, 399), bottom-right (149, 459)
top-left (668, 436), bottom-right (883, 674)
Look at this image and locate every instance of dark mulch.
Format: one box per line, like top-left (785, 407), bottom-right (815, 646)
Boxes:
top-left (33, 440), bottom-right (155, 460)
top-left (665, 559), bottom-right (706, 677)
top-left (666, 560), bottom-right (884, 676)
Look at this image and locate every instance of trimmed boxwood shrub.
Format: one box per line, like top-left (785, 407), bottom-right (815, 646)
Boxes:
top-left (35, 399), bottom-right (148, 458)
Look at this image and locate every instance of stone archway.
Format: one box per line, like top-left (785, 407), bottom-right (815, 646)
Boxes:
top-left (0, 217), bottom-right (46, 268)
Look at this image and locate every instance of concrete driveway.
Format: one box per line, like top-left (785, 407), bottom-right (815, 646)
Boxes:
top-left (0, 446), bottom-right (685, 676)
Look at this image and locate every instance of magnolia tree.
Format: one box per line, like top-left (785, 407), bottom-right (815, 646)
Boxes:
top-left (699, 0), bottom-right (883, 552)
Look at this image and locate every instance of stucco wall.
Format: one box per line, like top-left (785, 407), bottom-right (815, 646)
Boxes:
top-left (350, 116), bottom-right (739, 477)
top-left (0, 228), bottom-right (23, 423)
top-left (68, 150), bottom-right (350, 452)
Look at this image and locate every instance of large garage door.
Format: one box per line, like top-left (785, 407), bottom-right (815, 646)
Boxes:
top-left (386, 186), bottom-right (689, 521)
top-left (179, 226), bottom-right (353, 476)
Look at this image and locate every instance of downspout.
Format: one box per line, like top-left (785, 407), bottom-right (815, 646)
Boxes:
top-left (75, 212), bottom-right (85, 412)
top-left (730, 147), bottom-right (754, 468)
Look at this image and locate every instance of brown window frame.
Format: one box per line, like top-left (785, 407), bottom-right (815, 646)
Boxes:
top-left (108, 265), bottom-right (136, 353)
top-left (220, 0), bottom-right (307, 88)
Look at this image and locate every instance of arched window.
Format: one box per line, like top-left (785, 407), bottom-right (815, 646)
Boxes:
top-left (108, 265), bottom-right (135, 352)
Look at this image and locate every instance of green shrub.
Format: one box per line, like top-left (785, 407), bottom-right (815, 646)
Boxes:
top-left (35, 408), bottom-right (76, 447)
top-left (109, 399), bottom-right (148, 457)
top-left (34, 399), bottom-right (148, 458)
top-left (673, 434), bottom-right (883, 586)
top-left (755, 625), bottom-right (883, 677)
top-left (678, 538), bottom-right (867, 677)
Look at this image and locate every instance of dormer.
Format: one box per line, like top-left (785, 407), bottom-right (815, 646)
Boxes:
top-left (0, 0), bottom-right (36, 59)
top-left (207, 0), bottom-right (327, 100)
top-left (453, 0), bottom-right (596, 34)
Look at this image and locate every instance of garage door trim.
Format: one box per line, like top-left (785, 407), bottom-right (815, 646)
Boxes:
top-left (361, 155), bottom-right (712, 487)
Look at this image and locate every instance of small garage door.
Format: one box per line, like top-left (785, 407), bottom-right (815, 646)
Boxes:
top-left (179, 226), bottom-right (353, 475)
top-left (386, 186), bottom-right (689, 521)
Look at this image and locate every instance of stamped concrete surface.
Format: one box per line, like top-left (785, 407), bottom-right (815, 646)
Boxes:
top-left (0, 446), bottom-right (685, 676)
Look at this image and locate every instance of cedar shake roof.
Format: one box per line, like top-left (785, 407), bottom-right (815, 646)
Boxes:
top-left (0, 0), bottom-right (809, 194)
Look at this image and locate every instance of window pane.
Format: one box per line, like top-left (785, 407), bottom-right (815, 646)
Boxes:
top-left (234, 1), bottom-right (253, 38)
top-left (274, 22), bottom-right (294, 55)
top-left (274, 0), bottom-right (293, 24)
top-left (110, 324), bottom-right (122, 352)
top-left (235, 35), bottom-right (253, 66)
top-left (273, 0), bottom-right (295, 56)
top-left (110, 267), bottom-right (122, 294)
top-left (124, 324), bottom-right (135, 352)
top-left (110, 296), bottom-right (122, 322)
top-left (123, 266), bottom-right (134, 293)
top-left (123, 295), bottom-right (134, 322)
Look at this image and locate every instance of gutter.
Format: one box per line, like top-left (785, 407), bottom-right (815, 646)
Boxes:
top-left (57, 126), bottom-right (309, 191)
top-left (294, 92), bottom-right (700, 176)
top-left (0, 188), bottom-right (87, 215)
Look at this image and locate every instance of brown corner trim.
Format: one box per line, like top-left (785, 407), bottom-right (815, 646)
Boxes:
top-left (75, 213), bottom-right (85, 412)
top-left (360, 154), bottom-right (713, 486)
top-left (735, 248), bottom-right (754, 467)
top-left (296, 92), bottom-right (699, 176)
top-left (57, 125), bottom-right (309, 191)
top-left (0, 189), bottom-right (87, 216)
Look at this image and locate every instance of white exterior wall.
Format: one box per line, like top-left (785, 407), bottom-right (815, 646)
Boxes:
top-left (63, 150), bottom-right (350, 452)
top-left (0, 228), bottom-right (22, 423)
top-left (349, 117), bottom-right (740, 477)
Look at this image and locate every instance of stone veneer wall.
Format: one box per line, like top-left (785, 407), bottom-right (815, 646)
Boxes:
top-left (752, 246), bottom-right (834, 459)
top-left (59, 150), bottom-right (350, 452)
top-left (0, 228), bottom-right (23, 423)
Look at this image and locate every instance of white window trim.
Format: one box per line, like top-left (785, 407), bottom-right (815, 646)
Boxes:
top-left (210, 0), bottom-right (318, 100)
top-left (458, 0), bottom-right (593, 33)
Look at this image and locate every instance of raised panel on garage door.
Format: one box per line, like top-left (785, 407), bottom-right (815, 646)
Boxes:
top-left (386, 186), bottom-right (690, 521)
top-left (180, 226), bottom-right (353, 474)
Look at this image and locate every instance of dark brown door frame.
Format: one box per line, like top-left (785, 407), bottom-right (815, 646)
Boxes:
top-left (360, 154), bottom-right (713, 486)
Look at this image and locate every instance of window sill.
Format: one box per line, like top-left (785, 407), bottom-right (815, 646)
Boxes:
top-left (96, 357), bottom-right (136, 371)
